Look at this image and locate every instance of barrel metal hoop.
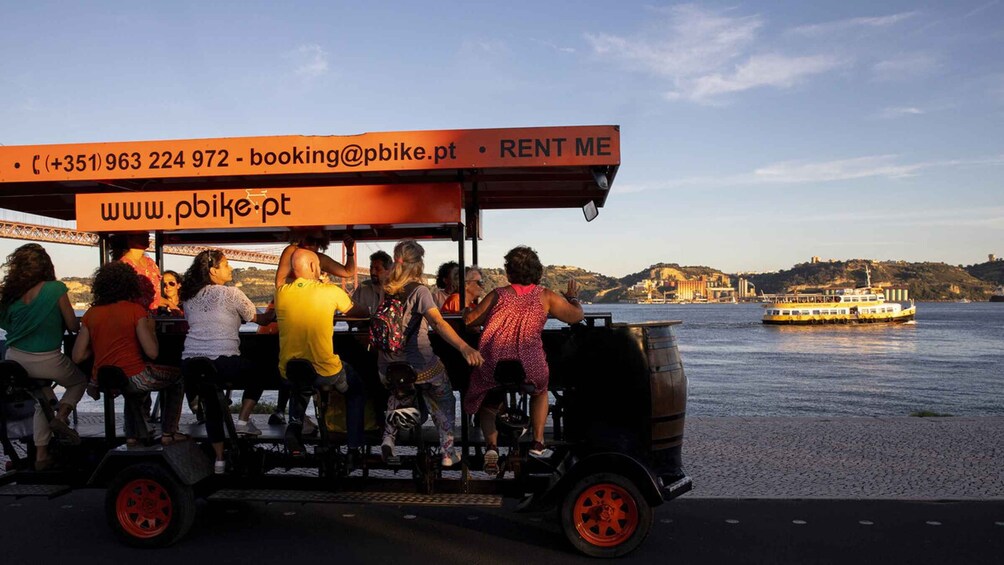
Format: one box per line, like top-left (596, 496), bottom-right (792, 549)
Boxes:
top-left (652, 434), bottom-right (684, 446)
top-left (651, 413), bottom-right (685, 424)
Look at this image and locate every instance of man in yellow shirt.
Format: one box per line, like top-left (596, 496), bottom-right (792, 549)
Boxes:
top-left (276, 248), bottom-right (368, 456)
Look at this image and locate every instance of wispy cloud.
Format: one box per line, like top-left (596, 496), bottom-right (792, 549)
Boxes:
top-left (872, 52), bottom-right (941, 81)
top-left (586, 4), bottom-right (840, 104)
top-left (621, 154), bottom-right (1004, 192)
top-left (531, 38), bottom-right (575, 54)
top-left (964, 1), bottom-right (1000, 19)
top-left (877, 106), bottom-right (925, 119)
top-left (291, 44), bottom-right (329, 78)
top-left (676, 53), bottom-right (841, 101)
top-left (790, 12), bottom-right (919, 36)
top-left (461, 38), bottom-right (510, 56)
top-left (767, 206), bottom-right (1004, 230)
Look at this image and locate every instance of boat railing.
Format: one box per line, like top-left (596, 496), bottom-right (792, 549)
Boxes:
top-left (763, 294), bottom-right (841, 304)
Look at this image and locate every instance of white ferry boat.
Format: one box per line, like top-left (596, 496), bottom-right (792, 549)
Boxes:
top-left (762, 268), bottom-right (916, 325)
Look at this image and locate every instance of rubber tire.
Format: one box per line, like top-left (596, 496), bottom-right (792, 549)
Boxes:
top-left (560, 472), bottom-right (653, 558)
top-left (105, 463), bottom-right (196, 548)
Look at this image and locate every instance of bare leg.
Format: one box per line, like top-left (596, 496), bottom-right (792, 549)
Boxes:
top-left (530, 391), bottom-right (549, 444)
top-left (212, 442), bottom-right (224, 461)
top-left (56, 402), bottom-right (74, 424)
top-left (478, 406), bottom-right (498, 448)
top-left (238, 398), bottom-right (256, 422)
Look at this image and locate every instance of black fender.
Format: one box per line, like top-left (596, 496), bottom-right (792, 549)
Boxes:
top-left (528, 452), bottom-right (664, 511)
top-left (88, 442), bottom-right (213, 487)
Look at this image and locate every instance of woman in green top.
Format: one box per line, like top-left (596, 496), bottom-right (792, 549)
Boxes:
top-left (0, 244), bottom-right (87, 470)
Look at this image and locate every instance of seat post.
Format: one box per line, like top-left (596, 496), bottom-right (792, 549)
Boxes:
top-left (103, 390), bottom-right (116, 442)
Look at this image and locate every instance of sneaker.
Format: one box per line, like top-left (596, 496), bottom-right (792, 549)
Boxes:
top-left (483, 448), bottom-right (499, 475)
top-left (381, 438), bottom-right (400, 465)
top-left (235, 419), bottom-right (262, 436)
top-left (49, 418), bottom-right (81, 445)
top-left (302, 416), bottom-right (318, 437)
top-left (268, 412), bottom-right (286, 426)
top-left (528, 442), bottom-right (552, 458)
top-left (214, 460), bottom-right (226, 475)
top-left (441, 450), bottom-right (461, 468)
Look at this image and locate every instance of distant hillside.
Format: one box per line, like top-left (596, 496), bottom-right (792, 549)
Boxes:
top-left (744, 260), bottom-right (994, 301)
top-left (63, 267), bottom-right (284, 309)
top-left (965, 259), bottom-right (1004, 285)
top-left (597, 263), bottom-right (731, 303)
top-left (60, 258), bottom-right (999, 309)
top-left (619, 263), bottom-right (727, 287)
top-left (479, 265), bottom-right (619, 303)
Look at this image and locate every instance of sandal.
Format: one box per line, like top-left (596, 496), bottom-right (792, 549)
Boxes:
top-left (49, 418), bottom-right (81, 446)
top-left (161, 432), bottom-right (191, 446)
top-left (34, 458), bottom-right (56, 471)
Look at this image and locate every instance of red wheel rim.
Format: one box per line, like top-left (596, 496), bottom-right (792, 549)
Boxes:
top-left (115, 479), bottom-right (173, 539)
top-left (573, 483), bottom-right (639, 548)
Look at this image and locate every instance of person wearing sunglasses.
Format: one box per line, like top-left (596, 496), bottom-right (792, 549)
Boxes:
top-left (440, 266), bottom-right (484, 314)
top-left (158, 270), bottom-right (183, 316)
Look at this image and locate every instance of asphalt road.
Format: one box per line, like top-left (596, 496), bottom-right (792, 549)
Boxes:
top-left (2, 491), bottom-right (1002, 564)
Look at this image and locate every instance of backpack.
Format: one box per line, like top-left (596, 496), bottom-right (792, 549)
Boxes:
top-left (369, 283), bottom-right (421, 353)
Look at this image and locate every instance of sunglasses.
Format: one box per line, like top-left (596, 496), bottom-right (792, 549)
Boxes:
top-left (163, 281), bottom-right (178, 287)
top-left (467, 279), bottom-right (484, 288)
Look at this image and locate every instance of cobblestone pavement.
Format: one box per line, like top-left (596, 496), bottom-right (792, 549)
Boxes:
top-left (4, 415), bottom-right (1003, 500)
top-left (683, 416), bottom-right (1004, 500)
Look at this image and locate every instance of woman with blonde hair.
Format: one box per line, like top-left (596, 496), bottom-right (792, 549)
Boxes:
top-left (377, 240), bottom-right (483, 466)
top-left (0, 243), bottom-right (86, 469)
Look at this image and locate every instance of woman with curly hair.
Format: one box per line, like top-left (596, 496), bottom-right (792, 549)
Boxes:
top-left (71, 262), bottom-right (185, 446)
top-left (180, 250), bottom-right (275, 473)
top-left (0, 244), bottom-right (86, 469)
top-left (377, 240), bottom-right (483, 467)
top-left (463, 246), bottom-right (583, 473)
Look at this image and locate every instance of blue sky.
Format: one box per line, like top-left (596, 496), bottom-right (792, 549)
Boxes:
top-left (1, 1), bottom-right (1002, 278)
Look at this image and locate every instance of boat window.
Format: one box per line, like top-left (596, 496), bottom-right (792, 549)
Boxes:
top-left (812, 310), bottom-right (820, 315)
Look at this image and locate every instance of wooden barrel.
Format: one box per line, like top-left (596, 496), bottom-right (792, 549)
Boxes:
top-left (616, 321), bottom-right (687, 477)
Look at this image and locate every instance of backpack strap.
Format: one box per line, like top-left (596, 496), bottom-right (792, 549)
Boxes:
top-left (398, 282), bottom-right (424, 345)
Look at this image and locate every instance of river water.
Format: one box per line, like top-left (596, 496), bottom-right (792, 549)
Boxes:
top-left (48, 302), bottom-right (1004, 417)
top-left (584, 302), bottom-right (1003, 417)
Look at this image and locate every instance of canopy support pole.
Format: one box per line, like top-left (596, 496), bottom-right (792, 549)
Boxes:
top-left (470, 182), bottom-right (479, 266)
top-left (154, 231), bottom-right (165, 272)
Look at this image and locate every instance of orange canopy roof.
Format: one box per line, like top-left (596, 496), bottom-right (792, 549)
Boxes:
top-left (0, 126), bottom-right (620, 228)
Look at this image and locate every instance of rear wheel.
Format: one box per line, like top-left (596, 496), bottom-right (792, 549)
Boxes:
top-left (105, 463), bottom-right (195, 547)
top-left (561, 472), bottom-right (653, 558)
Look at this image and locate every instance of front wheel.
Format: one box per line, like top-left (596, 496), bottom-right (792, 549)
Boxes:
top-left (105, 463), bottom-right (196, 547)
top-left (560, 472), bottom-right (653, 558)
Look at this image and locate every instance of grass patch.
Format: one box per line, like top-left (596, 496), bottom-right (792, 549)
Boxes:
top-left (910, 410), bottom-right (953, 417)
top-left (229, 400), bottom-right (278, 414)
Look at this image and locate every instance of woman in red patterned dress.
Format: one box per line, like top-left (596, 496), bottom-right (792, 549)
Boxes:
top-left (463, 246), bottom-right (583, 474)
